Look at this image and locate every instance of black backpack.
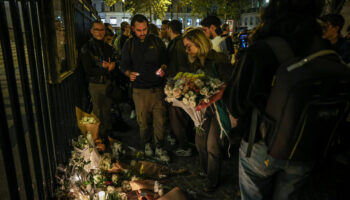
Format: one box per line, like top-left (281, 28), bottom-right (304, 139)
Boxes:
top-left (246, 37), bottom-right (350, 161)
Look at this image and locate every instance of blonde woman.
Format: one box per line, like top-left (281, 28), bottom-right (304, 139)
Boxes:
top-left (183, 29), bottom-right (233, 192)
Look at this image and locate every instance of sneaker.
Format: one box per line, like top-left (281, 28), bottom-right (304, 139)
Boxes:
top-left (144, 143), bottom-right (153, 156)
top-left (174, 147), bottom-right (192, 157)
top-left (130, 110), bottom-right (136, 119)
top-left (155, 147), bottom-right (170, 162)
top-left (167, 135), bottom-right (176, 146)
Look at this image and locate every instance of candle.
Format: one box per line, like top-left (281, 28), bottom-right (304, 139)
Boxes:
top-left (98, 191), bottom-right (105, 200)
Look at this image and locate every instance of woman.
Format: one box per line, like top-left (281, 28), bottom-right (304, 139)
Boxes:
top-left (182, 29), bottom-right (233, 192)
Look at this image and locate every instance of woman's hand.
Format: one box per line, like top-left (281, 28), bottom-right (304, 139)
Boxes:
top-left (195, 84), bottom-right (227, 111)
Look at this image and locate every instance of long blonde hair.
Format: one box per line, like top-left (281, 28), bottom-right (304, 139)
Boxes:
top-left (183, 29), bottom-right (212, 57)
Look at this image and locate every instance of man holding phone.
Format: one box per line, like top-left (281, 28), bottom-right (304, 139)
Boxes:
top-left (80, 20), bottom-right (116, 145)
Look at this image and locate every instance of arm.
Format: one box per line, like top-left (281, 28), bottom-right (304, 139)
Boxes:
top-left (80, 47), bottom-right (108, 77)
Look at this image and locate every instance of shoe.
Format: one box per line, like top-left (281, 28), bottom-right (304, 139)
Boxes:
top-left (174, 147), bottom-right (192, 157)
top-left (155, 147), bottom-right (170, 162)
top-left (166, 135), bottom-right (176, 146)
top-left (130, 110), bottom-right (136, 119)
top-left (145, 143), bottom-right (153, 156)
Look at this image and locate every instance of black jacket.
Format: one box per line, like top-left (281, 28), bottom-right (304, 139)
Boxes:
top-left (166, 35), bottom-right (189, 77)
top-left (189, 50), bottom-right (233, 82)
top-left (120, 34), bottom-right (166, 89)
top-left (80, 38), bottom-right (115, 83)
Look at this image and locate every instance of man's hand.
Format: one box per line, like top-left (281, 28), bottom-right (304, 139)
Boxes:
top-left (125, 70), bottom-right (139, 82)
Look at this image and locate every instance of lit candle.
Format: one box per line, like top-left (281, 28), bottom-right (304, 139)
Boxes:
top-left (98, 191), bottom-right (105, 200)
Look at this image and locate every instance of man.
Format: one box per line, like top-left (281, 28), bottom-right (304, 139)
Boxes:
top-left (114, 21), bottom-right (131, 59)
top-left (221, 24), bottom-right (230, 37)
top-left (225, 0), bottom-right (347, 199)
top-left (80, 21), bottom-right (116, 145)
top-left (166, 19), bottom-right (192, 157)
top-left (322, 13), bottom-right (350, 64)
top-left (200, 15), bottom-right (225, 53)
top-left (120, 14), bottom-right (170, 162)
top-left (161, 20), bottom-right (170, 47)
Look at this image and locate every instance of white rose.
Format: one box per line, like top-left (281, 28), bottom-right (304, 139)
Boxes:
top-left (172, 88), bottom-right (182, 98)
top-left (190, 101), bottom-right (197, 108)
top-left (107, 186), bottom-right (116, 193)
top-left (182, 97), bottom-right (189, 105)
top-left (200, 88), bottom-right (209, 96)
top-left (112, 174), bottom-right (119, 183)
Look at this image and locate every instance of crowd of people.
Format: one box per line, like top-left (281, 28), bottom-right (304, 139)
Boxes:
top-left (79, 0), bottom-right (350, 199)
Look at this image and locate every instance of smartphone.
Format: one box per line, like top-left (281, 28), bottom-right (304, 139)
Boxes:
top-left (239, 33), bottom-right (249, 49)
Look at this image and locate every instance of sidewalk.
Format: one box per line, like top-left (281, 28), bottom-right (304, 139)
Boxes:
top-left (114, 104), bottom-right (349, 200)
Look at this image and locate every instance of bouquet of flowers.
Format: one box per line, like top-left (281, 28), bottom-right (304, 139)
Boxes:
top-left (164, 71), bottom-right (224, 133)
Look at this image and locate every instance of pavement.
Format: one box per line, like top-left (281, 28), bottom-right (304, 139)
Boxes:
top-left (112, 103), bottom-right (350, 200)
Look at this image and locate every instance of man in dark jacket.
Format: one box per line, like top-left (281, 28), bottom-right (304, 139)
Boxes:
top-left (80, 20), bottom-right (116, 143)
top-left (321, 13), bottom-right (350, 64)
top-left (120, 14), bottom-right (170, 162)
top-left (166, 20), bottom-right (192, 156)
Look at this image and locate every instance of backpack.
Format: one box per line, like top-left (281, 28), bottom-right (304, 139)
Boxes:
top-left (246, 37), bottom-right (350, 161)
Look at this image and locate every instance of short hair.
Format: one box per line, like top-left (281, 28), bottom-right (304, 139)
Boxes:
top-left (148, 23), bottom-right (160, 36)
top-left (322, 13), bottom-right (345, 33)
top-left (91, 20), bottom-right (103, 28)
top-left (200, 15), bottom-right (223, 35)
top-left (222, 24), bottom-right (229, 32)
top-left (105, 28), bottom-right (114, 37)
top-left (131, 14), bottom-right (148, 27)
top-left (121, 21), bottom-right (130, 33)
top-left (168, 20), bottom-right (182, 34)
top-left (183, 29), bottom-right (212, 57)
top-left (162, 20), bottom-right (170, 25)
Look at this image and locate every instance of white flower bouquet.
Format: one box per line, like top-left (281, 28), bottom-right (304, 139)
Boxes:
top-left (164, 71), bottom-right (224, 133)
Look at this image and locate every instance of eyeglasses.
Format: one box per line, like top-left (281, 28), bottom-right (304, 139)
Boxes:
top-left (93, 28), bottom-right (105, 32)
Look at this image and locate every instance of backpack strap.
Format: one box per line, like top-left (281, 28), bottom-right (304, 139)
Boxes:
top-left (287, 49), bottom-right (341, 71)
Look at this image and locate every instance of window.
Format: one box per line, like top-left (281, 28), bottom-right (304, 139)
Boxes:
top-left (178, 17), bottom-right (183, 24)
top-left (122, 17), bottom-right (128, 22)
top-left (244, 17), bottom-right (248, 25)
top-left (110, 18), bottom-right (117, 25)
top-left (187, 18), bottom-right (192, 26)
top-left (93, 3), bottom-right (96, 9)
top-left (196, 18), bottom-right (200, 26)
top-left (101, 18), bottom-right (106, 23)
top-left (250, 16), bottom-right (253, 25)
top-left (101, 2), bottom-right (104, 12)
top-left (266, 0), bottom-right (269, 3)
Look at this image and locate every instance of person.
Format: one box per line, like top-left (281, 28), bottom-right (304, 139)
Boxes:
top-left (321, 13), bottom-right (350, 64)
top-left (119, 14), bottom-right (170, 162)
top-left (80, 20), bottom-right (116, 145)
top-left (161, 20), bottom-right (170, 47)
top-left (104, 28), bottom-right (114, 46)
top-left (114, 21), bottom-right (131, 59)
top-left (166, 19), bottom-right (192, 157)
top-left (183, 29), bottom-right (233, 192)
top-left (200, 15), bottom-right (225, 53)
top-left (104, 23), bottom-right (114, 33)
top-left (148, 23), bottom-right (160, 37)
top-left (225, 0), bottom-right (332, 199)
top-left (221, 24), bottom-right (230, 37)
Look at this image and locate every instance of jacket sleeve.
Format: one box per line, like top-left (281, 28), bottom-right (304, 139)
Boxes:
top-left (176, 39), bottom-right (190, 73)
top-left (80, 46), bottom-right (108, 77)
top-left (119, 39), bottom-right (132, 73)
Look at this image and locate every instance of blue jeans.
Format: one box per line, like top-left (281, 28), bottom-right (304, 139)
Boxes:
top-left (239, 140), bottom-right (315, 200)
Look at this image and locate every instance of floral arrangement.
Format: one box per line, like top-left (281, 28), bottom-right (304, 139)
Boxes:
top-left (164, 71), bottom-right (223, 108)
top-left (56, 133), bottom-right (131, 200)
top-left (164, 71), bottom-right (224, 133)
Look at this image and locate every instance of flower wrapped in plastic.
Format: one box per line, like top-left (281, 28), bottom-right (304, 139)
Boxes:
top-left (164, 71), bottom-right (224, 134)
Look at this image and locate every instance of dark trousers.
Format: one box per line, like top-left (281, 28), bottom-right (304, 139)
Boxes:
top-left (89, 82), bottom-right (113, 138)
top-left (195, 107), bottom-right (223, 186)
top-left (168, 105), bottom-right (191, 149)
